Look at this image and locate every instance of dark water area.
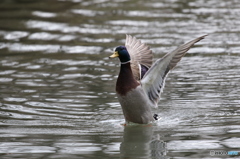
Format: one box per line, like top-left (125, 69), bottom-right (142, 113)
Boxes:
top-left (0, 0), bottom-right (240, 158)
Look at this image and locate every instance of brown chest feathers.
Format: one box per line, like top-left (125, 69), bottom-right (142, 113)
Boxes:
top-left (116, 63), bottom-right (140, 96)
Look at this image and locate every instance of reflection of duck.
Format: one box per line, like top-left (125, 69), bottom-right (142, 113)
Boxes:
top-left (110, 35), bottom-right (207, 124)
top-left (120, 125), bottom-right (167, 159)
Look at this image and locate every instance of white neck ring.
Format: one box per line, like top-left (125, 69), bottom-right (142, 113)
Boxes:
top-left (121, 60), bottom-right (130, 64)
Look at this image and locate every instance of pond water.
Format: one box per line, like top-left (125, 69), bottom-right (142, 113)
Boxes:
top-left (0, 0), bottom-right (240, 158)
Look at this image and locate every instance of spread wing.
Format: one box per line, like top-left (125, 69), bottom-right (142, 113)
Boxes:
top-left (125, 35), bottom-right (153, 81)
top-left (141, 35), bottom-right (207, 108)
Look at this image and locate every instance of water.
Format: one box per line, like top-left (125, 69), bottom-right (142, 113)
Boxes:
top-left (0, 0), bottom-right (240, 158)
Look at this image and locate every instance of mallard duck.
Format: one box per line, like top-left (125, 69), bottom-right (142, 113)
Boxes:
top-left (109, 35), bottom-right (207, 124)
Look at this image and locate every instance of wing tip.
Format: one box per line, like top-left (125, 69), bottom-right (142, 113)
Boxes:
top-left (126, 34), bottom-right (131, 39)
top-left (196, 34), bottom-right (208, 42)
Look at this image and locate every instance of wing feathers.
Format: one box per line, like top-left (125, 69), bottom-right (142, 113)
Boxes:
top-left (141, 35), bottom-right (207, 107)
top-left (125, 35), bottom-right (153, 80)
top-left (167, 35), bottom-right (207, 70)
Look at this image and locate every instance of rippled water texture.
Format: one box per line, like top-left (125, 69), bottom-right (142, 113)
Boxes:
top-left (0, 0), bottom-right (240, 158)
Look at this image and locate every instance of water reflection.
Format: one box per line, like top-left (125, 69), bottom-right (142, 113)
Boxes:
top-left (121, 125), bottom-right (167, 159)
top-left (2, 31), bottom-right (29, 41)
top-left (32, 11), bottom-right (57, 18)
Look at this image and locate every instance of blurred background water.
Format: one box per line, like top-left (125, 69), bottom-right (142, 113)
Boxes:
top-left (0, 0), bottom-right (240, 158)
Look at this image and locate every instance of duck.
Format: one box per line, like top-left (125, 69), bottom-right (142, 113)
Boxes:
top-left (109, 35), bottom-right (207, 124)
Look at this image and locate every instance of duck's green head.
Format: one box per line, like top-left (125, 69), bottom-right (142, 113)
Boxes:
top-left (109, 46), bottom-right (131, 63)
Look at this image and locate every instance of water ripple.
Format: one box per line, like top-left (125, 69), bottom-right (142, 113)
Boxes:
top-left (32, 11), bottom-right (57, 18)
top-left (0, 0), bottom-right (240, 158)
